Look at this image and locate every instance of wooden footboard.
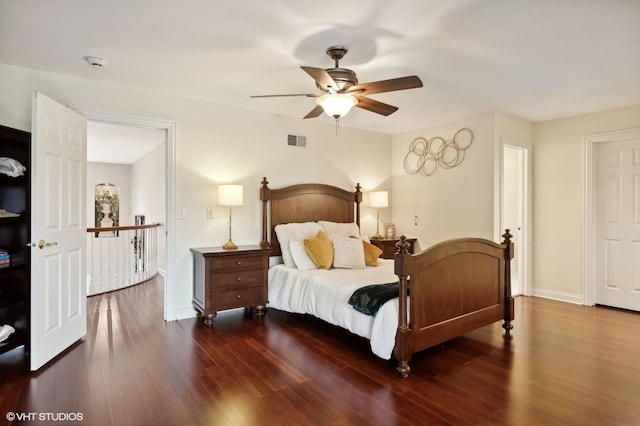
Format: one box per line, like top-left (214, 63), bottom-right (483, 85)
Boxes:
top-left (259, 178), bottom-right (514, 378)
top-left (393, 231), bottom-right (514, 377)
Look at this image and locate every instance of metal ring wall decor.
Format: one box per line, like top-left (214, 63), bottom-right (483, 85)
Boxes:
top-left (403, 128), bottom-right (474, 176)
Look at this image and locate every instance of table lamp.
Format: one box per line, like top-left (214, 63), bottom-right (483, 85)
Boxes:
top-left (218, 184), bottom-right (243, 250)
top-left (370, 191), bottom-right (388, 239)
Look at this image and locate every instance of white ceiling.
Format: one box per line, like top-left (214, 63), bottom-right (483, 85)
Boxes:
top-left (87, 122), bottom-right (165, 164)
top-left (1, 0), bottom-right (639, 137)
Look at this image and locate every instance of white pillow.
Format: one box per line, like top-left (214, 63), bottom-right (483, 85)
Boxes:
top-left (332, 234), bottom-right (366, 269)
top-left (318, 221), bottom-right (361, 239)
top-left (289, 240), bottom-right (317, 271)
top-left (275, 222), bottom-right (322, 268)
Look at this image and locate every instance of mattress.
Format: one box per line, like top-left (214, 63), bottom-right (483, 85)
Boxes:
top-left (267, 259), bottom-right (404, 360)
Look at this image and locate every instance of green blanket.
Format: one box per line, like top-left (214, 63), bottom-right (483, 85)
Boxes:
top-left (348, 280), bottom-right (410, 316)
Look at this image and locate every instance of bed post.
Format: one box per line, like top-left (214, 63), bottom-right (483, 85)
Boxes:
top-left (354, 183), bottom-right (362, 228)
top-left (393, 236), bottom-right (412, 377)
top-left (501, 229), bottom-right (514, 334)
top-left (260, 177), bottom-right (271, 249)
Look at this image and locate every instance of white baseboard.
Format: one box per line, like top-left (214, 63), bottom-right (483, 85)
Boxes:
top-left (174, 306), bottom-right (198, 320)
top-left (532, 288), bottom-right (584, 305)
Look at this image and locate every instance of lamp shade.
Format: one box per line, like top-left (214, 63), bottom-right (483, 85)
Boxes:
top-left (370, 191), bottom-right (388, 208)
top-left (218, 184), bottom-right (243, 206)
top-left (316, 94), bottom-right (358, 119)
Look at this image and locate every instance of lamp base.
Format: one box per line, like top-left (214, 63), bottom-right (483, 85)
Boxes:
top-left (223, 240), bottom-right (238, 250)
top-left (370, 233), bottom-right (384, 240)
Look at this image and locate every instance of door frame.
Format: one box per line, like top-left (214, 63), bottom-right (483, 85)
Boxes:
top-left (500, 136), bottom-right (532, 296)
top-left (584, 128), bottom-right (640, 306)
top-left (84, 111), bottom-right (177, 320)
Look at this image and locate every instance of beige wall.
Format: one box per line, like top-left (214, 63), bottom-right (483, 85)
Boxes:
top-left (392, 104), bottom-right (640, 305)
top-left (87, 163), bottom-right (132, 227)
top-left (390, 112), bottom-right (528, 251)
top-left (3, 61), bottom-right (639, 314)
top-left (0, 62), bottom-right (392, 319)
top-left (131, 142), bottom-right (166, 226)
top-left (532, 104), bottom-right (640, 303)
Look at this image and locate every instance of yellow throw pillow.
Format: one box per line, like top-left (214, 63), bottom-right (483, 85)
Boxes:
top-left (363, 240), bottom-right (383, 266)
top-left (304, 230), bottom-right (333, 269)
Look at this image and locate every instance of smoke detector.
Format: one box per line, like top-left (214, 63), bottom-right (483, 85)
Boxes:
top-left (83, 56), bottom-right (106, 68)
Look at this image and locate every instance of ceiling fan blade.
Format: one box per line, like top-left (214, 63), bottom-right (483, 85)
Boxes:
top-left (348, 75), bottom-right (423, 95)
top-left (250, 93), bottom-right (317, 98)
top-left (301, 66), bottom-right (340, 92)
top-left (303, 104), bottom-right (324, 119)
top-left (354, 96), bottom-right (399, 116)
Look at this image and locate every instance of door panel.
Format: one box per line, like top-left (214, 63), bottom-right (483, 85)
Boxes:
top-left (43, 151), bottom-right (62, 230)
top-left (595, 139), bottom-right (640, 311)
top-left (30, 92), bottom-right (87, 371)
top-left (44, 252), bottom-right (62, 332)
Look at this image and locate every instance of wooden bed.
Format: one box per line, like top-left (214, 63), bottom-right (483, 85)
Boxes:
top-left (260, 177), bottom-right (514, 377)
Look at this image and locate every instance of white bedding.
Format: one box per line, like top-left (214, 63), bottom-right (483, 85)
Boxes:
top-left (267, 259), bottom-right (404, 360)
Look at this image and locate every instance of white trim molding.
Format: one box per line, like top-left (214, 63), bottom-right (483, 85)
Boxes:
top-left (584, 127), bottom-right (640, 306)
top-left (83, 111), bottom-right (177, 321)
top-left (532, 288), bottom-right (584, 305)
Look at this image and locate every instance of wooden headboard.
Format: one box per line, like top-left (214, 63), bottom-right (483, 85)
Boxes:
top-left (260, 177), bottom-right (362, 256)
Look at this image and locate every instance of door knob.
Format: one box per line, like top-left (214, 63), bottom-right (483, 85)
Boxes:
top-left (26, 240), bottom-right (58, 249)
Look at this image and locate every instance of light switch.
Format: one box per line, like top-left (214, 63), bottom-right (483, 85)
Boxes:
top-left (207, 207), bottom-right (214, 219)
top-left (178, 208), bottom-right (186, 219)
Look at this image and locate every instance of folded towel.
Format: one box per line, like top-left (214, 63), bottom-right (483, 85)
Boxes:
top-left (0, 324), bottom-right (16, 342)
top-left (0, 157), bottom-right (26, 177)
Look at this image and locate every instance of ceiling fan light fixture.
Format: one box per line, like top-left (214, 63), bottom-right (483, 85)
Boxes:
top-left (316, 93), bottom-right (358, 119)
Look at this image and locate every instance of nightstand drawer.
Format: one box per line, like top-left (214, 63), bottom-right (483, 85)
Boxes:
top-left (191, 245), bottom-right (270, 326)
top-left (379, 243), bottom-right (398, 259)
top-left (211, 255), bottom-right (264, 272)
top-left (214, 269), bottom-right (263, 288)
top-left (213, 284), bottom-right (264, 307)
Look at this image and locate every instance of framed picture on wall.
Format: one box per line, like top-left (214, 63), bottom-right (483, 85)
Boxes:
top-left (384, 223), bottom-right (396, 239)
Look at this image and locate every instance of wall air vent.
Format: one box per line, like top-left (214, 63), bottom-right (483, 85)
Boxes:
top-left (287, 134), bottom-right (307, 148)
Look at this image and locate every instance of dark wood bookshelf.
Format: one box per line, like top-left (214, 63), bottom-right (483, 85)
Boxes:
top-left (0, 124), bottom-right (30, 357)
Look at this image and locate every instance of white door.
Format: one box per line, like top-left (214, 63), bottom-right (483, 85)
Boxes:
top-left (595, 138), bottom-right (640, 311)
top-left (501, 139), bottom-right (532, 296)
top-left (30, 92), bottom-right (87, 370)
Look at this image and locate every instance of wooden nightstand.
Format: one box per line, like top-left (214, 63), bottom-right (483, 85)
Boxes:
top-left (191, 245), bottom-right (270, 326)
top-left (370, 237), bottom-right (417, 259)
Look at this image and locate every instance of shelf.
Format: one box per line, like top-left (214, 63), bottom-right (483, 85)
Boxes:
top-left (0, 174), bottom-right (27, 184)
top-left (0, 215), bottom-right (25, 224)
top-left (0, 262), bottom-right (26, 273)
top-left (0, 329), bottom-right (26, 356)
top-left (0, 124), bottom-right (30, 360)
top-left (0, 294), bottom-right (25, 310)
top-left (0, 251), bottom-right (26, 270)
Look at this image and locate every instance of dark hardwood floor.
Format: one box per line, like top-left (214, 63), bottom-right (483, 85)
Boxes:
top-left (1, 276), bottom-right (639, 425)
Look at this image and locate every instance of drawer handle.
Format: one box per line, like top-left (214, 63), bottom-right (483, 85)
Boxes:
top-left (236, 276), bottom-right (241, 281)
top-left (236, 294), bottom-right (241, 299)
top-left (236, 260), bottom-right (242, 265)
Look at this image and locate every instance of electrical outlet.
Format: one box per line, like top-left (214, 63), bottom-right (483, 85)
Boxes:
top-left (207, 207), bottom-right (214, 219)
top-left (414, 215), bottom-right (418, 226)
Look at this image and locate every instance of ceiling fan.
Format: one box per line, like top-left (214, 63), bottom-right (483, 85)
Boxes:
top-left (251, 46), bottom-right (423, 121)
